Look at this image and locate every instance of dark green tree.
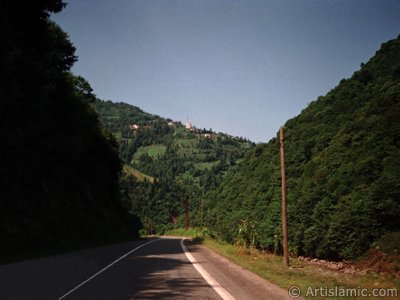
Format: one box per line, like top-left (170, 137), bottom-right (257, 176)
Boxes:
top-left (0, 1), bottom-right (140, 259)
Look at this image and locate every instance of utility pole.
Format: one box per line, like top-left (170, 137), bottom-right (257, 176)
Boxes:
top-left (200, 198), bottom-right (204, 227)
top-left (280, 127), bottom-right (289, 267)
top-left (184, 196), bottom-right (189, 230)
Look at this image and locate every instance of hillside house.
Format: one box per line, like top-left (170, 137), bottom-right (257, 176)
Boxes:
top-left (129, 124), bottom-right (140, 130)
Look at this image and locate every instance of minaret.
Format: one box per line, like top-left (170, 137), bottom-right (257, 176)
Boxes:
top-left (185, 114), bottom-right (192, 130)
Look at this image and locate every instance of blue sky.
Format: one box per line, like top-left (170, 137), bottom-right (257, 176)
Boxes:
top-left (52, 0), bottom-right (400, 142)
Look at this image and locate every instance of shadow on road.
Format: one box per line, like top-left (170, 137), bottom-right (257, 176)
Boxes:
top-left (123, 238), bottom-right (217, 300)
top-left (126, 256), bottom-right (211, 299)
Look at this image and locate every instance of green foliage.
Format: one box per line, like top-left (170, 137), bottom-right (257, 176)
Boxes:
top-left (0, 2), bottom-right (140, 259)
top-left (237, 219), bottom-right (258, 250)
top-left (205, 35), bottom-right (400, 261)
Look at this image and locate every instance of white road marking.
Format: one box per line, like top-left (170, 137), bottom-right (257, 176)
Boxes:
top-left (180, 239), bottom-right (236, 300)
top-left (58, 238), bottom-right (160, 299)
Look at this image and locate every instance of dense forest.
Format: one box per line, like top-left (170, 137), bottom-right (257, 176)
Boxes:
top-left (205, 35), bottom-right (400, 260)
top-left (0, 1), bottom-right (141, 259)
top-left (91, 99), bottom-right (253, 234)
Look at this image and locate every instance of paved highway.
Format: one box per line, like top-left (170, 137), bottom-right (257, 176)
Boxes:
top-left (0, 237), bottom-right (292, 299)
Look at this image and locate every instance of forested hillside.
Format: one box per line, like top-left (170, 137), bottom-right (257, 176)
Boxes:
top-left (0, 1), bottom-right (140, 259)
top-left (205, 35), bottom-right (400, 260)
top-left (91, 99), bottom-right (254, 233)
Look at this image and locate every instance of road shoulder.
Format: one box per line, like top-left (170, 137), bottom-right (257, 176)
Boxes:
top-left (184, 240), bottom-right (295, 300)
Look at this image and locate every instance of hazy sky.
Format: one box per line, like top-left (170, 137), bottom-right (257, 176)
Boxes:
top-left (52, 0), bottom-right (400, 142)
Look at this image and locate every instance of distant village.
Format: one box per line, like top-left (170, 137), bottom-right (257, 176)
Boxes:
top-left (129, 115), bottom-right (213, 139)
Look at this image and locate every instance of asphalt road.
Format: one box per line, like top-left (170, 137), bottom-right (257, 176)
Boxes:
top-left (0, 237), bottom-right (292, 300)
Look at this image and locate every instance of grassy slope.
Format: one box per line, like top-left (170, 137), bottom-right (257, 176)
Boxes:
top-left (133, 144), bottom-right (167, 161)
top-left (122, 165), bottom-right (154, 183)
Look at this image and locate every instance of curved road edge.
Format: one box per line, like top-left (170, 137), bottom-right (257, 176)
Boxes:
top-left (180, 238), bottom-right (236, 300)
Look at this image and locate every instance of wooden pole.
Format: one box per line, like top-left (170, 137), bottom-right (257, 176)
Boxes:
top-left (201, 198), bottom-right (204, 227)
top-left (280, 127), bottom-right (289, 267)
top-left (184, 196), bottom-right (189, 230)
